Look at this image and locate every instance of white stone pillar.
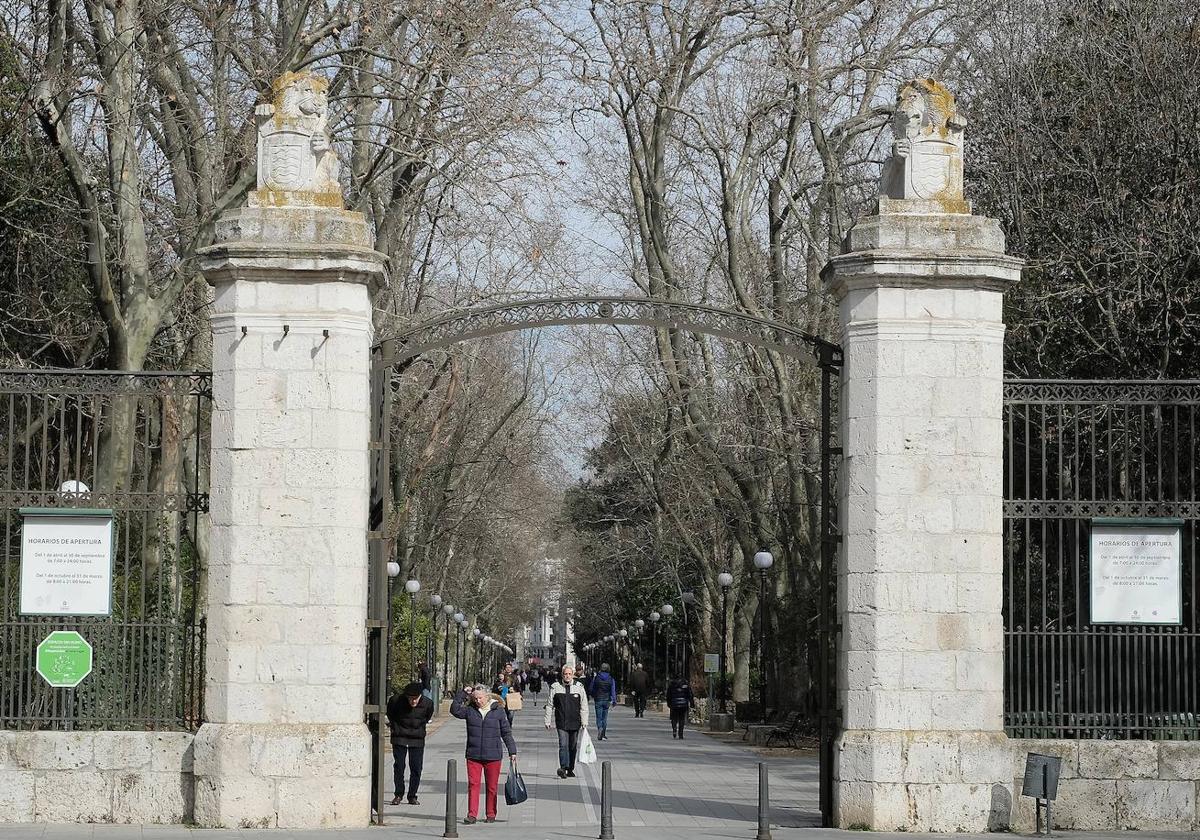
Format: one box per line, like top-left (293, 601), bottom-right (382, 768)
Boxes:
top-left (191, 72), bottom-right (386, 829)
top-left (822, 80), bottom-right (1022, 832)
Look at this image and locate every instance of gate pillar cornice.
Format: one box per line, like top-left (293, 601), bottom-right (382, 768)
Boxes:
top-left (192, 72), bottom-right (385, 829)
top-left (822, 79), bottom-right (1023, 832)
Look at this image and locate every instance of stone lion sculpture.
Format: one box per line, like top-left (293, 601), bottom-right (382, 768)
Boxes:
top-left (250, 71), bottom-right (342, 208)
top-left (878, 78), bottom-right (968, 212)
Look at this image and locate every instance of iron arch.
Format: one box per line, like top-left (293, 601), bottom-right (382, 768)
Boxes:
top-left (374, 296), bottom-right (842, 366)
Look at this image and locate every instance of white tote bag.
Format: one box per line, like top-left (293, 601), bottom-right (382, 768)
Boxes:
top-left (577, 727), bottom-right (597, 765)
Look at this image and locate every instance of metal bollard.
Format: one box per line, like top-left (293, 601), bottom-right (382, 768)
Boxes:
top-left (444, 759), bottom-right (459, 838)
top-left (756, 762), bottom-right (772, 840)
top-left (599, 760), bottom-right (614, 839)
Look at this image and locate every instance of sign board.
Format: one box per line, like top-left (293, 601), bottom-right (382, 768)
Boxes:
top-left (704, 653), bottom-right (721, 674)
top-left (1021, 752), bottom-right (1062, 800)
top-left (19, 509), bottom-right (114, 616)
top-left (36, 630), bottom-right (93, 688)
top-left (1089, 518), bottom-right (1183, 625)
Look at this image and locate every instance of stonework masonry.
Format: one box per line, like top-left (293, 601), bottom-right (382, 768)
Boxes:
top-left (193, 203), bottom-right (385, 827)
top-left (0, 731), bottom-right (193, 823)
top-left (823, 208), bottom-right (1023, 831)
top-left (1009, 740), bottom-right (1200, 831)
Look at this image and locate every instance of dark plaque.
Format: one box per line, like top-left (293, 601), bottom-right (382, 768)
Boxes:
top-left (1021, 753), bottom-right (1061, 801)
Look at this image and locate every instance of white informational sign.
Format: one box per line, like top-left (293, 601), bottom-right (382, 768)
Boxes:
top-left (1089, 521), bottom-right (1182, 625)
top-left (20, 511), bottom-right (114, 616)
top-left (704, 653), bottom-right (721, 674)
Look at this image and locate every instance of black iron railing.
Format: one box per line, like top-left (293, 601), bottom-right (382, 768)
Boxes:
top-left (0, 370), bottom-right (209, 730)
top-left (1003, 379), bottom-right (1200, 739)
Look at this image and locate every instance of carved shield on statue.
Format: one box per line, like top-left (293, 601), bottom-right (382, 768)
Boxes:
top-left (907, 141), bottom-right (952, 200)
top-left (261, 131), bottom-right (314, 192)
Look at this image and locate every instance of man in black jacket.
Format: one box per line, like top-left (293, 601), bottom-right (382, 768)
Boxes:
top-left (387, 681), bottom-right (435, 805)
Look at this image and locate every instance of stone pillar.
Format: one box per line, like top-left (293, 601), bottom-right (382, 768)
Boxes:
top-left (822, 80), bottom-right (1023, 832)
top-left (192, 72), bottom-right (386, 829)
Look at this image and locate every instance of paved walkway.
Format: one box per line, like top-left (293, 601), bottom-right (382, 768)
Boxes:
top-left (382, 696), bottom-right (819, 834)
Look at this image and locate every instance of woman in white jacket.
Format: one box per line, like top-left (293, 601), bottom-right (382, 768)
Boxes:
top-left (543, 664), bottom-right (589, 778)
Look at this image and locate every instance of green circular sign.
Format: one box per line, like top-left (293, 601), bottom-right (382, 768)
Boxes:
top-left (36, 630), bottom-right (93, 688)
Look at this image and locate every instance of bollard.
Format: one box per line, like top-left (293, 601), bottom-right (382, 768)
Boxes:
top-left (756, 762), bottom-right (771, 840)
top-left (444, 759), bottom-right (459, 838)
top-left (599, 760), bottom-right (614, 839)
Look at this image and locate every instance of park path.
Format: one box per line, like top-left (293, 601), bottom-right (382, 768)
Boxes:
top-left (381, 695), bottom-right (821, 836)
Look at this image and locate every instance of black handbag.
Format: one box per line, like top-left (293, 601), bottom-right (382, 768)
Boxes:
top-left (504, 763), bottom-right (528, 806)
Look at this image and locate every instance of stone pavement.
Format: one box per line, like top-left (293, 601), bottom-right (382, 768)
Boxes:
top-left (380, 696), bottom-right (819, 834)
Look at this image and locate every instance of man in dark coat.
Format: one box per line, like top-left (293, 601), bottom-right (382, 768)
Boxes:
top-left (450, 684), bottom-right (519, 824)
top-left (666, 675), bottom-right (696, 739)
top-left (628, 662), bottom-right (650, 718)
top-left (386, 681), bottom-right (435, 805)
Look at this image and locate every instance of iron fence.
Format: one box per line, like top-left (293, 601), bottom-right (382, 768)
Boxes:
top-left (1004, 379), bottom-right (1200, 739)
top-left (0, 370), bottom-right (209, 730)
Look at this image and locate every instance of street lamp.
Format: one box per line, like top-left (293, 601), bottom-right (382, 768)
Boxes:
top-left (429, 594), bottom-right (442, 691)
top-left (405, 579), bottom-right (421, 679)
top-left (454, 613), bottom-right (466, 689)
top-left (473, 627), bottom-right (482, 682)
top-left (681, 591), bottom-right (696, 680)
top-left (660, 605), bottom-right (674, 681)
top-left (442, 603), bottom-right (455, 691)
top-left (649, 611), bottom-right (661, 695)
top-left (754, 551), bottom-right (774, 721)
top-left (717, 572), bottom-right (733, 713)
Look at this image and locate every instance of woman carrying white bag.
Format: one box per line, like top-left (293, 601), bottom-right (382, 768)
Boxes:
top-left (544, 664), bottom-right (589, 778)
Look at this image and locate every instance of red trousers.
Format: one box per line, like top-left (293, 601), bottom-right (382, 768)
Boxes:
top-left (466, 758), bottom-right (502, 819)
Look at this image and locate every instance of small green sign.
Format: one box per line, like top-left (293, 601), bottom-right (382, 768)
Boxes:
top-left (36, 630), bottom-right (93, 688)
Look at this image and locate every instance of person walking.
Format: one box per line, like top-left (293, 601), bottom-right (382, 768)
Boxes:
top-left (450, 684), bottom-right (519, 824)
top-left (628, 662), bottom-right (650, 718)
top-left (529, 667), bottom-right (543, 696)
top-left (544, 664), bottom-right (588, 778)
top-left (386, 681), bottom-right (435, 805)
top-left (590, 662), bottom-right (617, 740)
top-left (666, 675), bottom-right (695, 739)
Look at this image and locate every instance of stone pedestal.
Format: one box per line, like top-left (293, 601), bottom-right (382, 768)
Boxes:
top-left (194, 207), bottom-right (385, 828)
top-left (709, 712), bottom-right (734, 732)
top-left (823, 207), bottom-right (1022, 831)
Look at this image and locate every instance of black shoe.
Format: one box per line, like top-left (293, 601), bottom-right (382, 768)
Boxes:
top-left (557, 768), bottom-right (567, 778)
top-left (407, 797), bottom-right (419, 806)
top-left (389, 796), bottom-right (402, 805)
top-left (566, 770), bottom-right (576, 777)
top-left (463, 816), bottom-right (477, 825)
top-left (485, 817), bottom-right (496, 823)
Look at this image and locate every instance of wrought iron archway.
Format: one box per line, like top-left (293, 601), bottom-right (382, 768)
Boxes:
top-left (374, 295), bottom-right (842, 365)
top-left (365, 296), bottom-right (842, 826)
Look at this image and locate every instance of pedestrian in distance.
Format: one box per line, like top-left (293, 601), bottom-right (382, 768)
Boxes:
top-left (591, 662), bottom-right (617, 740)
top-left (666, 675), bottom-right (695, 739)
top-left (544, 664), bottom-right (589, 778)
top-left (450, 683), bottom-right (519, 824)
top-left (386, 681), bottom-right (434, 805)
top-left (529, 667), bottom-right (543, 696)
top-left (628, 662), bottom-right (650, 718)
top-left (417, 660), bottom-right (431, 693)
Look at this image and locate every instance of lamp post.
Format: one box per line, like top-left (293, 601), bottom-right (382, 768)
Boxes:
top-left (442, 603), bottom-right (454, 691)
top-left (754, 551), bottom-right (774, 722)
top-left (619, 629), bottom-right (629, 685)
top-left (473, 628), bottom-right (482, 682)
top-left (648, 611), bottom-right (661, 695)
top-left (681, 591), bottom-right (696, 680)
top-left (385, 562), bottom-right (400, 700)
top-left (717, 572), bottom-right (733, 713)
top-left (429, 594), bottom-right (442, 685)
top-left (660, 604), bottom-right (674, 682)
top-left (453, 613), bottom-right (465, 689)
top-left (405, 579), bottom-right (421, 678)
